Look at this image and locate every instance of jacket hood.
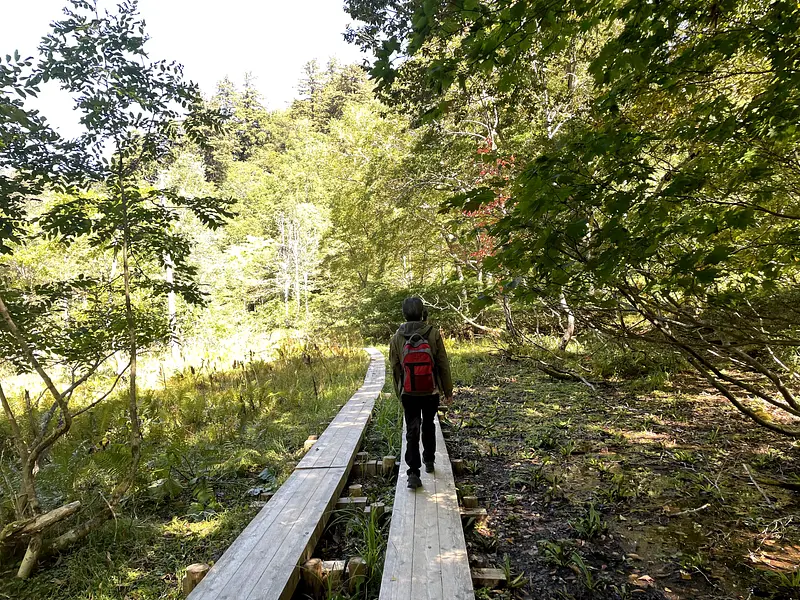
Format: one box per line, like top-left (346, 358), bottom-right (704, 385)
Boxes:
top-left (398, 321), bottom-right (433, 337)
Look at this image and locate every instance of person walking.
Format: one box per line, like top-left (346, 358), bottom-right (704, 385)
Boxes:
top-left (389, 297), bottom-right (453, 489)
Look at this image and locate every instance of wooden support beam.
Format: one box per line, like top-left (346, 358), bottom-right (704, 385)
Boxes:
top-left (451, 459), bottom-right (465, 475)
top-left (322, 560), bottom-right (346, 589)
top-left (472, 568), bottom-right (506, 589)
top-left (460, 507), bottom-right (488, 522)
top-left (336, 497), bottom-right (368, 510)
top-left (348, 484), bottom-right (363, 497)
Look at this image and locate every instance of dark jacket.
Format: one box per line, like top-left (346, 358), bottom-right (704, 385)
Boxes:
top-left (389, 321), bottom-right (453, 399)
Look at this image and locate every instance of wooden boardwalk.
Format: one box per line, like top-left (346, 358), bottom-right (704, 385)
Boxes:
top-left (380, 414), bottom-right (475, 600)
top-left (188, 347), bottom-right (384, 600)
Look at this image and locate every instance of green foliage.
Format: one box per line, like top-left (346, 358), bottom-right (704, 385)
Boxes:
top-left (347, 0), bottom-right (800, 436)
top-left (540, 539), bottom-right (571, 567)
top-left (570, 503), bottom-right (608, 539)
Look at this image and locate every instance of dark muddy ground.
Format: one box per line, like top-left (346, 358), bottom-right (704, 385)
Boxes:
top-left (443, 352), bottom-right (800, 600)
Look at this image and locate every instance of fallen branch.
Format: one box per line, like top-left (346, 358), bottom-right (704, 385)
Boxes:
top-left (739, 465), bottom-right (800, 492)
top-left (744, 464), bottom-right (775, 507)
top-left (667, 503), bottom-right (711, 517)
top-left (513, 356), bottom-right (598, 391)
top-left (0, 501), bottom-right (81, 543)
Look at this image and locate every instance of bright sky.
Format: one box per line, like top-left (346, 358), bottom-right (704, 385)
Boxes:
top-left (1, 0), bottom-right (366, 136)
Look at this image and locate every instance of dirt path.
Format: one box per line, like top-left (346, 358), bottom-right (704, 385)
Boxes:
top-left (443, 353), bottom-right (800, 600)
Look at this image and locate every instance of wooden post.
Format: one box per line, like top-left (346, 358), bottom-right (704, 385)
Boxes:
top-left (462, 496), bottom-right (479, 508)
top-left (365, 460), bottom-right (379, 476)
top-left (304, 435), bottom-right (318, 452)
top-left (354, 451), bottom-right (369, 476)
top-left (451, 459), bottom-right (465, 475)
top-left (348, 484), bottom-right (363, 497)
top-left (301, 558), bottom-right (324, 598)
top-left (382, 455), bottom-right (396, 476)
top-left (347, 556), bottom-right (366, 592)
top-left (371, 501), bottom-right (385, 520)
top-left (182, 563), bottom-right (210, 596)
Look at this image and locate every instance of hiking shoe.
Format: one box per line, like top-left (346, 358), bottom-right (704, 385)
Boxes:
top-left (407, 474), bottom-right (422, 489)
top-left (425, 462), bottom-right (435, 473)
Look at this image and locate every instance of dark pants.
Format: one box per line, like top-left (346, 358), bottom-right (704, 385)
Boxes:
top-left (402, 395), bottom-right (439, 477)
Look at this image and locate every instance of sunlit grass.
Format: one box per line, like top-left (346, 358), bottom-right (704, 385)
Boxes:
top-left (0, 342), bottom-right (369, 600)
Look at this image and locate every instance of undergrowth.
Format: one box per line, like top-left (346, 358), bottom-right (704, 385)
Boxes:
top-left (0, 341), bottom-right (368, 600)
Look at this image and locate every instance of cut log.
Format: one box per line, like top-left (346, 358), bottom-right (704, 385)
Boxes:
top-left (301, 558), bottom-right (324, 598)
top-left (348, 484), bottom-right (363, 497)
top-left (451, 459), bottom-right (465, 475)
top-left (472, 567), bottom-right (506, 588)
top-left (182, 563), bottom-right (210, 596)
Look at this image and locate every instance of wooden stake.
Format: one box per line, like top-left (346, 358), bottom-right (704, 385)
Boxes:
top-left (451, 459), bottom-right (465, 475)
top-left (382, 455), bottom-right (396, 476)
top-left (462, 496), bottom-right (479, 509)
top-left (182, 563), bottom-right (210, 596)
top-left (347, 556), bottom-right (366, 592)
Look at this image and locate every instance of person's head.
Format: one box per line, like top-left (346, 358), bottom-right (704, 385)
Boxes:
top-left (402, 297), bottom-right (424, 322)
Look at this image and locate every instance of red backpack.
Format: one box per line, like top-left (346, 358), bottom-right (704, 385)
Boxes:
top-left (401, 332), bottom-right (437, 395)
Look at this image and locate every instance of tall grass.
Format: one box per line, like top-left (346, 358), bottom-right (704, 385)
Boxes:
top-left (0, 341), bottom-right (368, 600)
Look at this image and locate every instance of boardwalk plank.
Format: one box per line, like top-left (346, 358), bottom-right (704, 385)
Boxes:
top-left (380, 414), bottom-right (473, 600)
top-left (433, 420), bottom-right (474, 600)
top-left (188, 348), bottom-right (384, 600)
top-left (380, 420), bottom-right (413, 600)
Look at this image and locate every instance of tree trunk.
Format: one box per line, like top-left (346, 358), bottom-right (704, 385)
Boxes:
top-left (502, 295), bottom-right (522, 343)
top-left (304, 271), bottom-right (309, 319)
top-left (17, 534), bottom-right (41, 579)
top-left (293, 222), bottom-right (301, 315)
top-left (559, 292), bottom-right (575, 351)
top-left (119, 184), bottom-right (142, 503)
